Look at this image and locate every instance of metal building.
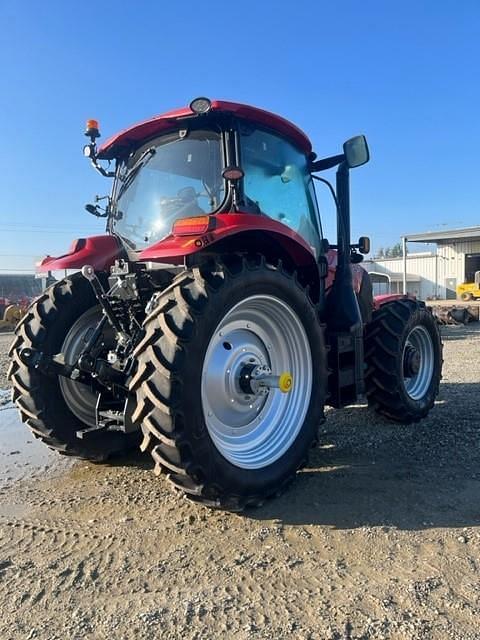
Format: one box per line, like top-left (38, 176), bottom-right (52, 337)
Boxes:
top-left (0, 272), bottom-right (45, 302)
top-left (364, 226), bottom-right (480, 300)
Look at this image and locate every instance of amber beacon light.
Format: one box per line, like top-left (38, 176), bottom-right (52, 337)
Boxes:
top-left (85, 119), bottom-right (101, 140)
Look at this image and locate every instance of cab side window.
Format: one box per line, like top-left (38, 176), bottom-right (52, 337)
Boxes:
top-left (241, 127), bottom-right (321, 253)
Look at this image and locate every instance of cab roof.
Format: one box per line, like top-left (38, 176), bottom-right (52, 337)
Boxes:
top-left (97, 100), bottom-right (312, 160)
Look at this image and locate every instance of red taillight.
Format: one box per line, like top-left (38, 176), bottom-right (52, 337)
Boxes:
top-left (172, 216), bottom-right (213, 236)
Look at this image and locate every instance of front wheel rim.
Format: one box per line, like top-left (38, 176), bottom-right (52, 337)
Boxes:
top-left (402, 325), bottom-right (435, 400)
top-left (201, 295), bottom-right (313, 470)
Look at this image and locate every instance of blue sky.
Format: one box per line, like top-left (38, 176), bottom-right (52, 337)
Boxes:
top-left (0, 0), bottom-right (479, 270)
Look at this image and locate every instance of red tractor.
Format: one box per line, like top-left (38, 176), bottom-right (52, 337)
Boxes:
top-left (8, 98), bottom-right (442, 510)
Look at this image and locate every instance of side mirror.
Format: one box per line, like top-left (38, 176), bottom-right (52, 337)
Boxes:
top-left (343, 135), bottom-right (370, 169)
top-left (85, 203), bottom-right (108, 218)
top-left (358, 236), bottom-right (370, 254)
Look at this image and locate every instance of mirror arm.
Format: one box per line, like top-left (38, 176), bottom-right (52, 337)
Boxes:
top-left (312, 174), bottom-right (339, 211)
top-left (310, 153), bottom-right (345, 172)
top-left (91, 158), bottom-right (115, 178)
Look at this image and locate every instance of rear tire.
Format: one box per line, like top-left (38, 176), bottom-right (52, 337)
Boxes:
top-left (460, 292), bottom-right (474, 301)
top-left (130, 256), bottom-right (327, 510)
top-left (365, 299), bottom-right (442, 423)
top-left (8, 273), bottom-right (139, 460)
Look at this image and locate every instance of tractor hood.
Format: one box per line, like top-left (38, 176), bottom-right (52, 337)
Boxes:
top-left (97, 100), bottom-right (312, 160)
top-left (37, 235), bottom-right (122, 272)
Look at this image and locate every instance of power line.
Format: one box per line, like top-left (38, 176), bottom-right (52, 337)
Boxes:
top-left (0, 222), bottom-right (103, 231)
top-left (0, 228), bottom-right (102, 235)
top-left (0, 224), bottom-right (102, 229)
top-left (0, 222), bottom-right (92, 228)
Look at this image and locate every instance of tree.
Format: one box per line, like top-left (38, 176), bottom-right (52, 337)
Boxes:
top-left (374, 243), bottom-right (403, 259)
top-left (391, 242), bottom-right (403, 257)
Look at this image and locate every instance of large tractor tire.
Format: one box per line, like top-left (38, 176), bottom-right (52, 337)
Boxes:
top-left (130, 256), bottom-right (327, 510)
top-left (365, 298), bottom-right (442, 423)
top-left (8, 273), bottom-right (139, 460)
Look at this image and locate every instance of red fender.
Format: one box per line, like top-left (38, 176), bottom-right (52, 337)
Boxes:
top-left (325, 249), bottom-right (366, 294)
top-left (37, 235), bottom-right (122, 272)
top-left (373, 293), bottom-right (416, 310)
top-left (138, 213), bottom-right (317, 267)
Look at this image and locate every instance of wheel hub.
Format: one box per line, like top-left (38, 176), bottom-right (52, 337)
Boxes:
top-left (201, 295), bottom-right (312, 469)
top-left (59, 306), bottom-right (112, 427)
top-left (238, 362), bottom-right (259, 396)
top-left (401, 325), bottom-right (435, 400)
top-left (238, 363), bottom-right (293, 396)
top-left (202, 327), bottom-right (269, 430)
top-left (403, 344), bottom-right (421, 377)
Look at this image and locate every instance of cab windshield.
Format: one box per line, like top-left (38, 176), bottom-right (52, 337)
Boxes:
top-left (112, 130), bottom-right (224, 249)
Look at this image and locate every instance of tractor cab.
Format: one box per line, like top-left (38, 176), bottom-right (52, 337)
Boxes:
top-left (86, 99), bottom-right (370, 336)
top-left (90, 99), bottom-right (323, 258)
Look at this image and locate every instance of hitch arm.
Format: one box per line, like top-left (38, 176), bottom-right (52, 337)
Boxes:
top-left (81, 265), bottom-right (129, 344)
top-left (19, 348), bottom-right (91, 384)
top-left (19, 346), bottom-right (128, 390)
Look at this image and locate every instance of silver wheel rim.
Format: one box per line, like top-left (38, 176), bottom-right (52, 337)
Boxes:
top-left (59, 306), bottom-right (105, 427)
top-left (201, 295), bottom-right (313, 469)
top-left (402, 325), bottom-right (434, 400)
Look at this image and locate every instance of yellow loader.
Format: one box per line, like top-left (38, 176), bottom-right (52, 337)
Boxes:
top-left (0, 305), bottom-right (25, 332)
top-left (457, 270), bottom-right (480, 301)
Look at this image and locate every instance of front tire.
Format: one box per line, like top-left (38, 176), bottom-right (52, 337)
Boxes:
top-left (130, 256), bottom-right (327, 510)
top-left (365, 298), bottom-right (442, 423)
top-left (8, 273), bottom-right (139, 460)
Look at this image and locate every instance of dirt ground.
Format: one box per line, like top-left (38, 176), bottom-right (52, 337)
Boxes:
top-left (1, 325), bottom-right (480, 640)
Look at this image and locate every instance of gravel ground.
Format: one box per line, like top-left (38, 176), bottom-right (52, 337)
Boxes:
top-left (0, 325), bottom-right (479, 639)
top-left (0, 333), bottom-right (11, 389)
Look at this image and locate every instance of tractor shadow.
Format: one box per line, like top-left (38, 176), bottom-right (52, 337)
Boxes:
top-left (106, 448), bottom-right (154, 470)
top-left (249, 382), bottom-right (480, 531)
top-left (439, 322), bottom-right (480, 341)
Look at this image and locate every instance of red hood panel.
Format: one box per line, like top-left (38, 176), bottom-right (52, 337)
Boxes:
top-left (37, 235), bottom-right (121, 272)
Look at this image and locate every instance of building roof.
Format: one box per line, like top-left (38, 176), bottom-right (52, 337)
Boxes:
top-left (365, 252), bottom-right (434, 262)
top-left (403, 226), bottom-right (480, 243)
top-left (367, 270), bottom-right (419, 282)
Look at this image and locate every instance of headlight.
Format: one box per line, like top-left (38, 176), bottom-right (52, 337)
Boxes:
top-left (189, 97), bottom-right (212, 114)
